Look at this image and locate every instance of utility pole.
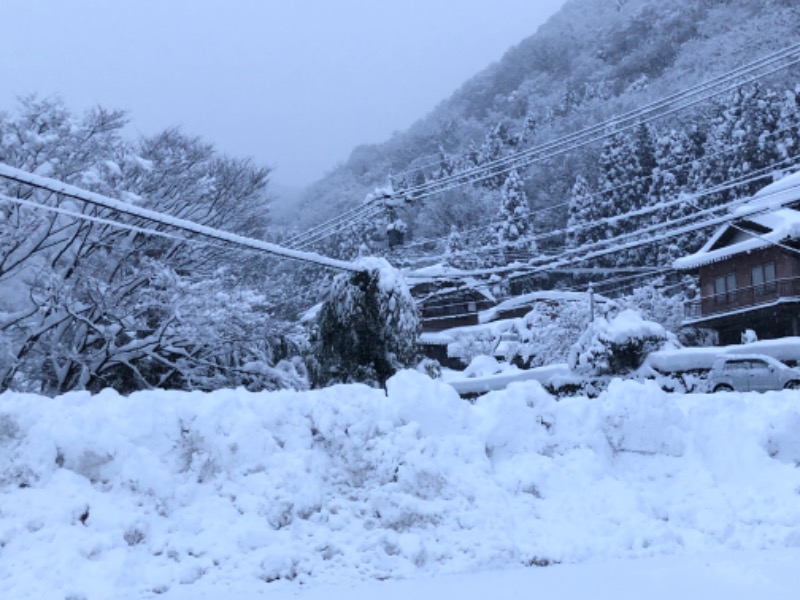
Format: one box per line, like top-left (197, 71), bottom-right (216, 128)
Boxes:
top-left (589, 283), bottom-right (595, 321)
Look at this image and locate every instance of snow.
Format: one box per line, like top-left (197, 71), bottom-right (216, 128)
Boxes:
top-left (647, 336), bottom-right (800, 372)
top-left (3, 374), bottom-right (800, 598)
top-left (674, 207), bottom-right (800, 270)
top-left (599, 308), bottom-right (666, 344)
top-left (354, 255), bottom-right (404, 293)
top-left (743, 167), bottom-right (800, 211)
top-left (152, 549), bottom-right (800, 599)
top-left (0, 162), bottom-right (362, 273)
top-left (478, 289), bottom-right (611, 324)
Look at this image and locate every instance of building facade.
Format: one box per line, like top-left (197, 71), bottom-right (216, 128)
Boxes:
top-left (675, 175), bottom-right (800, 345)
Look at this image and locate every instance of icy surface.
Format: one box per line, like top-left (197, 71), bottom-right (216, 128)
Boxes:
top-left (2, 373), bottom-right (800, 598)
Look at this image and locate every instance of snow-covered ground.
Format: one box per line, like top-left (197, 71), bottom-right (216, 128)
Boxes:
top-left (2, 371), bottom-right (800, 599)
top-left (176, 549), bottom-right (800, 600)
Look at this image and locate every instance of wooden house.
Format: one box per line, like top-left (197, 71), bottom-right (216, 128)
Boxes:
top-left (674, 173), bottom-right (800, 345)
top-left (410, 280), bottom-right (496, 332)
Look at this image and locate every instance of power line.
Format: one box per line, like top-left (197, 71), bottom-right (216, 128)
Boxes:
top-left (0, 163), bottom-right (363, 273)
top-left (281, 199), bottom-right (385, 249)
top-left (290, 204), bottom-right (386, 251)
top-left (406, 157), bottom-right (800, 280)
top-left (410, 152), bottom-right (800, 279)
top-left (400, 121), bottom-right (800, 256)
top-left (398, 41), bottom-right (800, 201)
top-left (288, 41), bottom-right (800, 253)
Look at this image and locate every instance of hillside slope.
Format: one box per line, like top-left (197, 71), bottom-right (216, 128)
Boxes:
top-left (291, 0), bottom-right (800, 260)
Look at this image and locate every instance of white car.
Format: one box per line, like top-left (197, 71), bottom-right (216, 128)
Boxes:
top-left (707, 354), bottom-right (800, 393)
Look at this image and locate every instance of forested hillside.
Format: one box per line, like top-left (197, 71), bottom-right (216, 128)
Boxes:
top-left (292, 0), bottom-right (800, 270)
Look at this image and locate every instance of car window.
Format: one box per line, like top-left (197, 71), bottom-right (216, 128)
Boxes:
top-left (750, 359), bottom-right (770, 370)
top-left (724, 360), bottom-right (748, 371)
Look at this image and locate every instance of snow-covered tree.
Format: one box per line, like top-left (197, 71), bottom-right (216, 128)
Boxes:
top-left (565, 175), bottom-right (596, 251)
top-left (310, 258), bottom-right (419, 388)
top-left (0, 97), bottom-right (289, 395)
top-left (494, 169), bottom-right (536, 262)
top-left (569, 309), bottom-right (675, 376)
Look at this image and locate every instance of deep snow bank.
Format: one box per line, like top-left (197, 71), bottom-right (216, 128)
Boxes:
top-left (2, 373), bottom-right (800, 599)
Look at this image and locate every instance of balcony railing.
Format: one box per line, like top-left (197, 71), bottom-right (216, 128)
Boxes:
top-left (684, 276), bottom-right (800, 320)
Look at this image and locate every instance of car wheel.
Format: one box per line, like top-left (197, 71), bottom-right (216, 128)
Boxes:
top-left (713, 384), bottom-right (734, 393)
top-left (785, 380), bottom-right (800, 390)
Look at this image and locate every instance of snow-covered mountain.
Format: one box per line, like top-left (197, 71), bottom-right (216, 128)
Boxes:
top-left (294, 0), bottom-right (800, 245)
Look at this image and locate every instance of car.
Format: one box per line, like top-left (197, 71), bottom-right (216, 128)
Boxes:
top-left (707, 354), bottom-right (800, 393)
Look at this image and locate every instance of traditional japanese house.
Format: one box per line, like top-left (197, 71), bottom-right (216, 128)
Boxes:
top-left (674, 173), bottom-right (800, 345)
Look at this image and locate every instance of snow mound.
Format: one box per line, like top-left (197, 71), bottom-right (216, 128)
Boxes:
top-left (2, 377), bottom-right (800, 598)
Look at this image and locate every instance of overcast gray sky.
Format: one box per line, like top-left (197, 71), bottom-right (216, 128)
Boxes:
top-left (1, 1), bottom-right (565, 188)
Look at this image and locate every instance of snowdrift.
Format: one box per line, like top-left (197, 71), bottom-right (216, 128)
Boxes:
top-left (2, 373), bottom-right (800, 598)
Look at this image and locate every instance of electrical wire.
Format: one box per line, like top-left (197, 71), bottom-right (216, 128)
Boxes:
top-left (399, 42), bottom-right (800, 201)
top-left (0, 163), bottom-right (362, 272)
top-left (400, 120), bottom-right (800, 256)
top-left (280, 43), bottom-right (800, 254)
top-left (411, 152), bottom-right (800, 279)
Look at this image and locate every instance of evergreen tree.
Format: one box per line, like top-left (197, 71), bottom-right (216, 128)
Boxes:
top-left (311, 259), bottom-right (419, 388)
top-left (565, 175), bottom-right (596, 251)
top-left (478, 123), bottom-right (513, 190)
top-left (775, 85), bottom-right (800, 163)
top-left (446, 224), bottom-right (464, 256)
top-left (705, 85), bottom-right (782, 203)
top-left (596, 125), bottom-right (657, 267)
top-left (495, 169), bottom-right (536, 263)
top-left (650, 128), bottom-right (702, 263)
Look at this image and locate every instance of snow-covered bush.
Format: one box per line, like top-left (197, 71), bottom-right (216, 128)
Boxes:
top-left (463, 355), bottom-right (503, 379)
top-left (618, 279), bottom-right (718, 348)
top-left (517, 298), bottom-right (601, 367)
top-left (447, 330), bottom-right (497, 366)
top-left (311, 257), bottom-right (420, 388)
top-left (416, 358), bottom-right (442, 380)
top-left (618, 280), bottom-right (686, 335)
top-left (569, 310), bottom-right (676, 376)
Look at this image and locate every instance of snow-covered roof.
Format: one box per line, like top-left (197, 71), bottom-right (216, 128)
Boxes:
top-left (739, 169), bottom-right (800, 213)
top-left (674, 169), bottom-right (800, 270)
top-left (674, 208), bottom-right (800, 270)
top-left (480, 290), bottom-right (612, 323)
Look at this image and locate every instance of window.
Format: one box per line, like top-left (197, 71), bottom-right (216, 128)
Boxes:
top-left (714, 273), bottom-right (737, 305)
top-left (724, 359), bottom-right (749, 371)
top-left (751, 261), bottom-right (776, 296)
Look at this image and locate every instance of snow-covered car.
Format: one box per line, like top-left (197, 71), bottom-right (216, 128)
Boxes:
top-left (707, 354), bottom-right (800, 393)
